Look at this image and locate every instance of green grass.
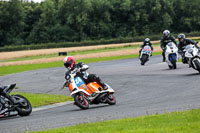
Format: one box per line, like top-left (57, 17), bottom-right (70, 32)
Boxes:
top-left (32, 109), bottom-right (200, 133)
top-left (0, 52), bottom-right (162, 76)
top-left (0, 61), bottom-right (63, 76)
top-left (0, 44), bottom-right (160, 62)
top-left (0, 54), bottom-right (58, 62)
top-left (11, 92), bottom-right (73, 108)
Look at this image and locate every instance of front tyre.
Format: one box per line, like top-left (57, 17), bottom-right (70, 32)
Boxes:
top-left (171, 56), bottom-right (177, 69)
top-left (168, 65), bottom-right (173, 69)
top-left (13, 95), bottom-right (32, 116)
top-left (141, 54), bottom-right (148, 66)
top-left (74, 94), bottom-right (89, 109)
top-left (106, 94), bottom-right (116, 105)
top-left (193, 59), bottom-right (200, 72)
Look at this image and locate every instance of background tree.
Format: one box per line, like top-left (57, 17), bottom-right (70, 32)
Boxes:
top-left (0, 0), bottom-right (25, 46)
top-left (0, 0), bottom-right (200, 46)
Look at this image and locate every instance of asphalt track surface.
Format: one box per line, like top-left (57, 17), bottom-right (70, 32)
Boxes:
top-left (1, 56), bottom-right (200, 133)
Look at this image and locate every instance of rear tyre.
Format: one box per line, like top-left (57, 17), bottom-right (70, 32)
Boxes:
top-left (106, 94), bottom-right (116, 105)
top-left (141, 62), bottom-right (145, 65)
top-left (74, 94), bottom-right (89, 109)
top-left (193, 60), bottom-right (200, 72)
top-left (182, 57), bottom-right (188, 64)
top-left (13, 95), bottom-right (32, 116)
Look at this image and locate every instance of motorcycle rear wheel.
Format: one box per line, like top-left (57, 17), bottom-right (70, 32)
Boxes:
top-left (13, 94), bottom-right (32, 116)
top-left (74, 94), bottom-right (89, 109)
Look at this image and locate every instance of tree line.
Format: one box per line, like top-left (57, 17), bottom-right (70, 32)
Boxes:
top-left (0, 0), bottom-right (200, 47)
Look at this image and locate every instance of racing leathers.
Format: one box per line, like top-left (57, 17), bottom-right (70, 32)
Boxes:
top-left (178, 39), bottom-right (199, 63)
top-left (160, 35), bottom-right (177, 62)
top-left (139, 42), bottom-right (154, 57)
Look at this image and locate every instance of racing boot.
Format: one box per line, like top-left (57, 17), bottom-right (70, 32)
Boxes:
top-left (4, 92), bottom-right (19, 105)
top-left (102, 83), bottom-right (108, 90)
top-left (162, 57), bottom-right (165, 62)
top-left (162, 52), bottom-right (165, 62)
top-left (10, 96), bottom-right (19, 105)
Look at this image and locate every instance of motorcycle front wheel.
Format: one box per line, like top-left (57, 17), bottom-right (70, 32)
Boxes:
top-left (170, 55), bottom-right (177, 69)
top-left (13, 94), bottom-right (32, 116)
top-left (74, 94), bottom-right (89, 109)
top-left (106, 94), bottom-right (116, 105)
top-left (193, 60), bottom-right (200, 73)
top-left (141, 54), bottom-right (148, 65)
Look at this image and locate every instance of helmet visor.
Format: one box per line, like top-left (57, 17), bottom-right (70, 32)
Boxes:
top-left (180, 38), bottom-right (184, 42)
top-left (64, 59), bottom-right (73, 68)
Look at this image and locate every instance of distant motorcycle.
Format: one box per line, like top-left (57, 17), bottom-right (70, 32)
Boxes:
top-left (140, 45), bottom-right (152, 65)
top-left (62, 67), bottom-right (116, 109)
top-left (183, 42), bottom-right (200, 73)
top-left (0, 84), bottom-right (32, 118)
top-left (165, 42), bottom-right (178, 69)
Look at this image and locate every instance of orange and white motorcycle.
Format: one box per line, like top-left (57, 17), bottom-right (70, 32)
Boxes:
top-left (62, 64), bottom-right (116, 109)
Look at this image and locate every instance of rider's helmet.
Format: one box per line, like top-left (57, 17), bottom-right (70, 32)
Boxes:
top-left (63, 56), bottom-right (75, 69)
top-left (144, 38), bottom-right (150, 43)
top-left (163, 30), bottom-right (170, 37)
top-left (178, 33), bottom-right (185, 42)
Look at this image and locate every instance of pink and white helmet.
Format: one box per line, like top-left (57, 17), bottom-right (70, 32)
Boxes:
top-left (163, 30), bottom-right (170, 36)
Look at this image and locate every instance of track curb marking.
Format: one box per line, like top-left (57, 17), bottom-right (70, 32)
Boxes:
top-left (33, 101), bottom-right (73, 112)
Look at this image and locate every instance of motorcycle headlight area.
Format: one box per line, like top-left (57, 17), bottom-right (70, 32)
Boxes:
top-left (185, 52), bottom-right (193, 58)
top-left (143, 51), bottom-right (151, 55)
top-left (188, 49), bottom-right (193, 53)
top-left (147, 51), bottom-right (151, 54)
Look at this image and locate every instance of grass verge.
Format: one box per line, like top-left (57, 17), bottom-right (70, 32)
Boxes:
top-left (0, 44), bottom-right (161, 62)
top-left (11, 92), bottom-right (73, 108)
top-left (0, 44), bottom-right (144, 62)
top-left (0, 52), bottom-right (162, 76)
top-left (32, 109), bottom-right (200, 133)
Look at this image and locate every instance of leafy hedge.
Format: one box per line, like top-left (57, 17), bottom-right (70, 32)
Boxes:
top-left (1, 0), bottom-right (200, 47)
top-left (1, 32), bottom-right (200, 52)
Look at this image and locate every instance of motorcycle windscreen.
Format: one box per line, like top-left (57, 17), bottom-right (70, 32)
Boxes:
top-left (144, 46), bottom-right (151, 51)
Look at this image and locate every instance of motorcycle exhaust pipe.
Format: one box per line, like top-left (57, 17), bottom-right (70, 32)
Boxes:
top-left (92, 93), bottom-right (107, 104)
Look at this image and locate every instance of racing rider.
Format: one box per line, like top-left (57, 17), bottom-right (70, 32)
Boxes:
top-left (160, 30), bottom-right (177, 62)
top-left (63, 56), bottom-right (108, 90)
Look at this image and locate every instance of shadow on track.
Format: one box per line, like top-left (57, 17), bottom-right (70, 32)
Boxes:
top-left (0, 115), bottom-right (19, 121)
top-left (64, 104), bottom-right (111, 113)
top-left (183, 73), bottom-right (200, 76)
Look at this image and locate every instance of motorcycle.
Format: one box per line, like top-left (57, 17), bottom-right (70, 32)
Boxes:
top-left (0, 83), bottom-right (32, 118)
top-left (140, 45), bottom-right (152, 65)
top-left (63, 67), bottom-right (116, 109)
top-left (165, 42), bottom-right (178, 69)
top-left (183, 42), bottom-right (200, 73)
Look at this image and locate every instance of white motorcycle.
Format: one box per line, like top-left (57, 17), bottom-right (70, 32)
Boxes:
top-left (165, 42), bottom-right (178, 69)
top-left (140, 45), bottom-right (152, 65)
top-left (183, 42), bottom-right (200, 73)
top-left (63, 64), bottom-right (116, 109)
